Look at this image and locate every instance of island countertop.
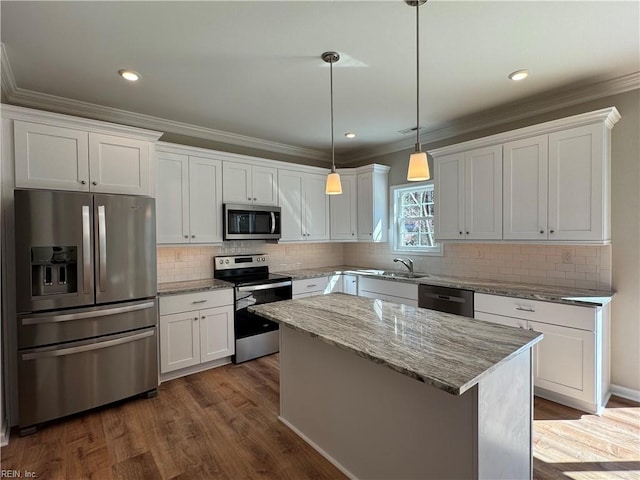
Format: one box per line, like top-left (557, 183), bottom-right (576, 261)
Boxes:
top-left (249, 293), bottom-right (542, 396)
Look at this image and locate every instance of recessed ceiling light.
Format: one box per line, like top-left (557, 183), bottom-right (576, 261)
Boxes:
top-left (118, 69), bottom-right (141, 82)
top-left (508, 69), bottom-right (529, 81)
top-left (344, 132), bottom-right (356, 139)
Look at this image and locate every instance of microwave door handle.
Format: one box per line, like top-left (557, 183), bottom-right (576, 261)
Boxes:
top-left (97, 205), bottom-right (107, 292)
top-left (82, 205), bottom-right (91, 294)
top-left (270, 212), bottom-right (276, 234)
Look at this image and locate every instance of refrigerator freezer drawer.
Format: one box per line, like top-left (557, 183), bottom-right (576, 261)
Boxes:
top-left (18, 299), bottom-right (157, 349)
top-left (18, 327), bottom-right (158, 429)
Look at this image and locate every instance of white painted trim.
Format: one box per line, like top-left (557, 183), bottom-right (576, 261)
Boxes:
top-left (1, 104), bottom-right (162, 141)
top-left (429, 107), bottom-right (621, 158)
top-left (610, 384), bottom-right (640, 402)
top-left (345, 73), bottom-right (638, 163)
top-left (0, 418), bottom-right (9, 446)
top-left (158, 356), bottom-right (231, 383)
top-left (278, 416), bottom-right (357, 480)
top-left (3, 40), bottom-right (635, 165)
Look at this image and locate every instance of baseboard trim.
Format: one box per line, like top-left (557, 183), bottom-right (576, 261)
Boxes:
top-left (278, 416), bottom-right (357, 480)
top-left (159, 356), bottom-right (231, 383)
top-left (610, 384), bottom-right (640, 402)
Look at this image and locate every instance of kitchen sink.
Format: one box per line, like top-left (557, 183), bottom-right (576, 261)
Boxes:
top-left (379, 270), bottom-right (429, 279)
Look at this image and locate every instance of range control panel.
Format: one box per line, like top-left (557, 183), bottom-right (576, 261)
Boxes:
top-left (214, 254), bottom-right (269, 271)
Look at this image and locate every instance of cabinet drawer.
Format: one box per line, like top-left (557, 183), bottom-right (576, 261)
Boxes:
top-left (160, 289), bottom-right (233, 315)
top-left (293, 276), bottom-right (330, 295)
top-left (475, 293), bottom-right (595, 331)
top-left (358, 277), bottom-right (418, 301)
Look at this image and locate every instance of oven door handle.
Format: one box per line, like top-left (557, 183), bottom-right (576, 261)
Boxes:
top-left (237, 281), bottom-right (291, 293)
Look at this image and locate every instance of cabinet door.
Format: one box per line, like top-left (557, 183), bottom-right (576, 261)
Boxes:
top-left (156, 151), bottom-right (190, 244)
top-left (356, 172), bottom-right (373, 240)
top-left (343, 274), bottom-right (358, 295)
top-left (160, 311), bottom-right (200, 373)
top-left (251, 166), bottom-right (278, 206)
top-left (548, 124), bottom-right (605, 241)
top-left (88, 133), bottom-right (151, 195)
top-left (330, 173), bottom-right (357, 240)
top-left (529, 320), bottom-right (595, 403)
top-left (434, 153), bottom-right (465, 240)
top-left (14, 121), bottom-right (90, 191)
top-left (304, 173), bottom-right (330, 241)
top-left (464, 145), bottom-right (502, 240)
top-left (199, 305), bottom-right (234, 363)
top-left (278, 170), bottom-right (305, 241)
top-left (503, 135), bottom-right (548, 240)
top-left (222, 162), bottom-right (252, 204)
top-left (189, 156), bottom-right (223, 243)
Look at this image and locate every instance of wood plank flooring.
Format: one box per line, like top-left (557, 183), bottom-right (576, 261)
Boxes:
top-left (2, 354), bottom-right (638, 479)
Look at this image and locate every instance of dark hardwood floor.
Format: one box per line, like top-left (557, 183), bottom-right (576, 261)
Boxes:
top-left (2, 354), bottom-right (639, 479)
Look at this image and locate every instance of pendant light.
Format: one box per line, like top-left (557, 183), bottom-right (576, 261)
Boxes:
top-left (406, 0), bottom-right (431, 182)
top-left (323, 51), bottom-right (343, 195)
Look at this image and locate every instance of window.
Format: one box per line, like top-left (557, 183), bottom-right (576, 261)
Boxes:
top-left (391, 183), bottom-right (442, 255)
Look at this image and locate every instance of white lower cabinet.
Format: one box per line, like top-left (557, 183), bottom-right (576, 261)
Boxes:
top-left (159, 289), bottom-right (234, 379)
top-left (357, 277), bottom-right (418, 307)
top-left (342, 274), bottom-right (358, 295)
top-left (292, 276), bottom-right (332, 299)
top-left (474, 293), bottom-right (609, 414)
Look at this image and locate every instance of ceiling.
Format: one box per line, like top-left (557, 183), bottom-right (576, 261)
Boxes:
top-left (1, 1), bottom-right (639, 163)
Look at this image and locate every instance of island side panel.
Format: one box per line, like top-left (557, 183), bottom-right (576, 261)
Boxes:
top-left (279, 326), bottom-right (478, 480)
top-left (477, 349), bottom-right (533, 480)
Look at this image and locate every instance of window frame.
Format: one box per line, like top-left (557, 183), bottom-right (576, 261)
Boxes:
top-left (390, 182), bottom-right (443, 256)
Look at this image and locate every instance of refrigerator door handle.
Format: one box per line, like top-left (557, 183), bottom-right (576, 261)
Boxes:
top-left (21, 329), bottom-right (155, 360)
top-left (21, 301), bottom-right (156, 326)
top-left (82, 205), bottom-right (91, 294)
top-left (97, 205), bottom-right (107, 292)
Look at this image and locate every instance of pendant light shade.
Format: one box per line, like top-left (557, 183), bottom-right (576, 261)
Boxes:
top-left (323, 51), bottom-right (343, 195)
top-left (406, 0), bottom-right (431, 182)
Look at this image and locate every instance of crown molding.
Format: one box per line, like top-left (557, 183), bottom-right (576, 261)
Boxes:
top-left (0, 43), bottom-right (18, 99)
top-left (344, 71), bottom-right (640, 163)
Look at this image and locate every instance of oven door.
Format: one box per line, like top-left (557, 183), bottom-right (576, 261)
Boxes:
top-left (234, 281), bottom-right (291, 339)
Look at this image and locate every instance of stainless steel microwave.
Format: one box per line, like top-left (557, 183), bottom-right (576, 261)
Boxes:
top-left (223, 204), bottom-right (281, 241)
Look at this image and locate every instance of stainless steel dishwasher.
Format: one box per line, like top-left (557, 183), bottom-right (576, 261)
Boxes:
top-left (418, 284), bottom-right (474, 317)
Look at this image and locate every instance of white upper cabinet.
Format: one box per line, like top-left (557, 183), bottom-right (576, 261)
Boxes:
top-left (222, 161), bottom-right (278, 206)
top-left (156, 145), bottom-right (223, 244)
top-left (548, 124), bottom-right (607, 241)
top-left (356, 164), bottom-right (390, 242)
top-left (432, 107), bottom-right (620, 244)
top-left (278, 169), bottom-right (330, 242)
top-left (503, 135), bottom-right (549, 240)
top-left (434, 145), bottom-right (502, 240)
top-left (11, 108), bottom-right (160, 196)
top-left (330, 173), bottom-right (357, 241)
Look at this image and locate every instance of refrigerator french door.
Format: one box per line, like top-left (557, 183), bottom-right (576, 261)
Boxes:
top-left (14, 189), bottom-right (158, 434)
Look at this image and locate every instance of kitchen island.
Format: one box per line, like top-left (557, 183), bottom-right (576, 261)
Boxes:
top-left (249, 293), bottom-right (543, 480)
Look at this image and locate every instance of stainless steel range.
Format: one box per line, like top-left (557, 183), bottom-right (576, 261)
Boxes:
top-left (214, 254), bottom-right (292, 363)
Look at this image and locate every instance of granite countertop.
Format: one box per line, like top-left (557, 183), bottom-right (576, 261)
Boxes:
top-left (249, 293), bottom-right (542, 396)
top-left (279, 265), bottom-right (614, 307)
top-left (157, 278), bottom-right (233, 296)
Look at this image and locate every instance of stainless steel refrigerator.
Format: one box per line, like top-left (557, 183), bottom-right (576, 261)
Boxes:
top-left (14, 189), bottom-right (158, 435)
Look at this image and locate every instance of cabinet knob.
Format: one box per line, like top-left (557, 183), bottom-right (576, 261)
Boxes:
top-left (540, 230), bottom-right (544, 234)
top-left (459, 231), bottom-right (463, 235)
top-left (550, 230), bottom-right (555, 234)
top-left (253, 197), bottom-right (257, 201)
top-left (184, 235), bottom-right (188, 239)
top-left (81, 180), bottom-right (87, 185)
top-left (92, 181), bottom-right (98, 186)
top-left (201, 316), bottom-right (205, 319)
top-left (466, 231), bottom-right (469, 235)
top-left (248, 197), bottom-right (252, 201)
top-left (352, 233), bottom-right (355, 236)
top-left (193, 317), bottom-right (198, 321)
top-left (191, 235), bottom-right (195, 238)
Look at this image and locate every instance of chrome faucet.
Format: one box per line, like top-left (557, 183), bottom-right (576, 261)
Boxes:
top-left (393, 257), bottom-right (414, 273)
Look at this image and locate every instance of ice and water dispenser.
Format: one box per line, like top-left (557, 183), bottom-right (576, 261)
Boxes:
top-left (31, 246), bottom-right (78, 296)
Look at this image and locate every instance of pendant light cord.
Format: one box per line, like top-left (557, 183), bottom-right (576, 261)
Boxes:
top-left (415, 2), bottom-right (421, 152)
top-left (330, 57), bottom-right (336, 173)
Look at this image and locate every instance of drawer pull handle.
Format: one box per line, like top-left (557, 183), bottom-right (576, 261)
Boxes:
top-left (307, 284), bottom-right (317, 288)
top-left (192, 300), bottom-right (208, 304)
top-left (516, 306), bottom-right (535, 312)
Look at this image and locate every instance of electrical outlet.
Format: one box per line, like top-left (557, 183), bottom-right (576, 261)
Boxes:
top-left (562, 248), bottom-right (573, 264)
top-left (476, 248), bottom-right (484, 259)
top-left (176, 250), bottom-right (184, 262)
